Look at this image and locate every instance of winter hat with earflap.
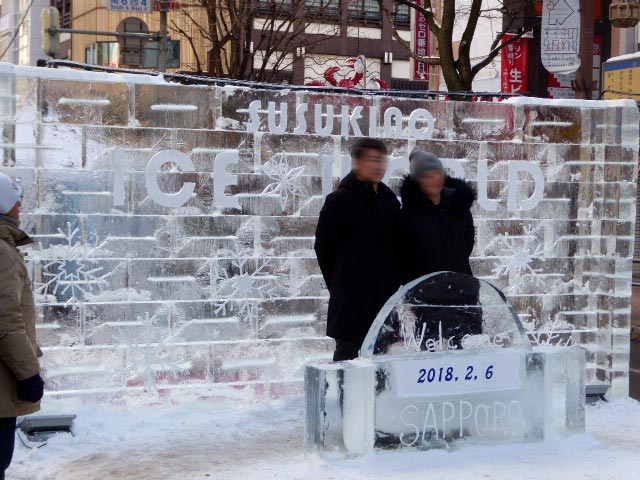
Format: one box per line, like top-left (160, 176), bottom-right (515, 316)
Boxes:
top-left (409, 147), bottom-right (443, 179)
top-left (0, 172), bottom-right (22, 214)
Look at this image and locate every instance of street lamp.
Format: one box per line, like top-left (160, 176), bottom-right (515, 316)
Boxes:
top-left (610, 1), bottom-right (640, 28)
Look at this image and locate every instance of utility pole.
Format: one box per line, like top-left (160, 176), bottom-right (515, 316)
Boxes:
top-left (158, 0), bottom-right (169, 73)
top-left (578, 0), bottom-right (595, 99)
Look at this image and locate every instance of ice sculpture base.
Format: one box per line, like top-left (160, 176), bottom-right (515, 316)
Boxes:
top-left (304, 346), bottom-right (585, 456)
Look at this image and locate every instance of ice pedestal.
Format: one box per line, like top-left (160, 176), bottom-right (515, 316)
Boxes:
top-left (305, 347), bottom-right (585, 454)
top-left (305, 273), bottom-right (585, 455)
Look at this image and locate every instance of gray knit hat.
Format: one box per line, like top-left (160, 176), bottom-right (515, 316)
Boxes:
top-left (0, 172), bottom-right (22, 215)
top-left (409, 147), bottom-right (443, 179)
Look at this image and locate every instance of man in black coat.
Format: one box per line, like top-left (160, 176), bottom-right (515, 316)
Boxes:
top-left (398, 148), bottom-right (479, 349)
top-left (314, 138), bottom-right (400, 361)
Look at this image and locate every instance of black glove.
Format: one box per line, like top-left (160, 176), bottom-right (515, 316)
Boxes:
top-left (17, 374), bottom-right (45, 403)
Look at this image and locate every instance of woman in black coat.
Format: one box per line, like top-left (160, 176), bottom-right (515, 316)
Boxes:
top-left (399, 148), bottom-right (476, 284)
top-left (398, 148), bottom-right (479, 349)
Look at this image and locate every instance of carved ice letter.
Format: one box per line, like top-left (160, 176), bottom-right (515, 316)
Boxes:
top-left (145, 150), bottom-right (196, 208)
top-left (214, 150), bottom-right (241, 209)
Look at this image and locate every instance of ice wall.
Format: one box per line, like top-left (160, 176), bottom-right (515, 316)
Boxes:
top-left (0, 62), bottom-right (637, 402)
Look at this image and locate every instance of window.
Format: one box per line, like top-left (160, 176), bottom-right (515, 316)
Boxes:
top-left (255, 69), bottom-right (294, 84)
top-left (393, 3), bottom-right (410, 27)
top-left (258, 0), bottom-right (293, 16)
top-left (306, 0), bottom-right (340, 17)
top-left (116, 17), bottom-right (149, 67)
top-left (143, 40), bottom-right (181, 69)
top-left (391, 78), bottom-right (429, 90)
top-left (54, 0), bottom-right (72, 28)
top-left (348, 0), bottom-right (381, 24)
top-left (85, 42), bottom-right (120, 68)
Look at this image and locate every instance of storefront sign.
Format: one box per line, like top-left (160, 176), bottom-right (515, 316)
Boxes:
top-left (541, 0), bottom-right (580, 74)
top-left (414, 0), bottom-right (429, 80)
top-left (547, 35), bottom-right (602, 99)
top-left (501, 34), bottom-right (529, 94)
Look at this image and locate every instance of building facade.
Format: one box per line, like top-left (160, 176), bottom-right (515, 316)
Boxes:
top-left (44, 0), bottom-right (432, 89)
top-left (51, 0), bottom-right (210, 72)
top-left (0, 0), bottom-right (52, 65)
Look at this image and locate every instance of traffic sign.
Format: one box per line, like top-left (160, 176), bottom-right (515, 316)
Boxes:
top-left (108, 0), bottom-right (153, 13)
top-left (541, 0), bottom-right (581, 74)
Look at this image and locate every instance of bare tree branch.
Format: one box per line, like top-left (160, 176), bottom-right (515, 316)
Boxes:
top-left (459, 0), bottom-right (483, 57)
top-left (169, 19), bottom-right (204, 72)
top-left (471, 27), bottom-right (533, 77)
top-left (392, 0), bottom-right (441, 35)
top-left (379, 1), bottom-right (441, 66)
top-left (174, 0), bottom-right (342, 81)
top-left (383, 0), bottom-right (536, 92)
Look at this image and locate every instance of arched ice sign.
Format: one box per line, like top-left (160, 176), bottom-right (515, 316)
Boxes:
top-left (305, 271), bottom-right (585, 456)
top-left (360, 271), bottom-right (531, 358)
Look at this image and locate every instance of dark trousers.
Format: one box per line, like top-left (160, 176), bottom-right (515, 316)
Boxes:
top-left (0, 417), bottom-right (16, 480)
top-left (333, 339), bottom-right (361, 361)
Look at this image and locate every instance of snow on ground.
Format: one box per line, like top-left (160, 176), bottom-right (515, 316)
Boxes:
top-left (8, 396), bottom-right (640, 480)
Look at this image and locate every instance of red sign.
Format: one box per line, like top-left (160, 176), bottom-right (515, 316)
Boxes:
top-left (547, 71), bottom-right (575, 99)
top-left (413, 0), bottom-right (429, 81)
top-left (501, 34), bottom-right (529, 94)
top-left (153, 1), bottom-right (184, 10)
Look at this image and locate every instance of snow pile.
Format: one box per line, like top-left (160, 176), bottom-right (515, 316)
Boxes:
top-left (7, 396), bottom-right (640, 480)
top-left (605, 51), bottom-right (640, 64)
top-left (0, 62), bottom-right (170, 86)
top-left (504, 95), bottom-right (638, 108)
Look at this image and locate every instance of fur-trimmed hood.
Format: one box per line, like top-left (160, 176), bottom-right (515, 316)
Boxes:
top-left (400, 175), bottom-right (476, 216)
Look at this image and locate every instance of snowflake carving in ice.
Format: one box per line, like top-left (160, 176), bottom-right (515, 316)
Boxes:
top-left (32, 223), bottom-right (113, 306)
top-left (115, 311), bottom-right (192, 394)
top-left (277, 255), bottom-right (316, 297)
top-left (261, 153), bottom-right (308, 209)
top-left (151, 131), bottom-right (186, 153)
top-left (487, 224), bottom-right (547, 294)
top-left (154, 217), bottom-right (192, 257)
top-left (197, 241), bottom-right (283, 331)
top-left (214, 250), bottom-right (278, 317)
top-left (523, 311), bottom-right (573, 347)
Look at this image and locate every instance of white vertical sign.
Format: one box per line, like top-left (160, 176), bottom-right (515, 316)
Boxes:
top-left (541, 0), bottom-right (581, 74)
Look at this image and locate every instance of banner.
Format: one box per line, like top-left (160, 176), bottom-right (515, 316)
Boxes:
top-left (413, 0), bottom-right (429, 81)
top-left (541, 0), bottom-right (580, 74)
top-left (501, 34), bottom-right (529, 94)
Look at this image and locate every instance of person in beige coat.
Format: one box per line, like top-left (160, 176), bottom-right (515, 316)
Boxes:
top-left (0, 172), bottom-right (44, 480)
